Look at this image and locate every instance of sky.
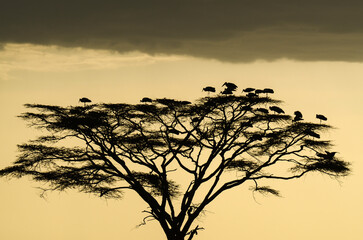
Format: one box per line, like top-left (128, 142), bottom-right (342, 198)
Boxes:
top-left (0, 1), bottom-right (362, 240)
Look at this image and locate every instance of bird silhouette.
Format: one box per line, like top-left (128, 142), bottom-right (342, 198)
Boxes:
top-left (317, 151), bottom-right (337, 160)
top-left (316, 114), bottom-right (327, 123)
top-left (79, 97), bottom-right (91, 106)
top-left (269, 106), bottom-right (285, 114)
top-left (255, 89), bottom-right (264, 95)
top-left (202, 86), bottom-right (216, 93)
top-left (222, 82), bottom-right (238, 91)
top-left (293, 111), bottom-right (303, 122)
top-left (256, 108), bottom-right (269, 114)
top-left (243, 88), bottom-right (255, 93)
top-left (263, 88), bottom-right (274, 97)
top-left (140, 97), bottom-right (152, 103)
top-left (325, 151), bottom-right (337, 160)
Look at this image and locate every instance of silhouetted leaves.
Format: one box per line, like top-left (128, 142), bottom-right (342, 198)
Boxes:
top-left (131, 171), bottom-right (180, 197)
top-left (293, 159), bottom-right (351, 176)
top-left (302, 139), bottom-right (332, 150)
top-left (252, 186), bottom-right (281, 197)
top-left (226, 159), bottom-right (259, 171)
top-left (0, 88), bottom-right (351, 240)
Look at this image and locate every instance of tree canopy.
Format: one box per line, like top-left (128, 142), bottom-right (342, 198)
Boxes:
top-left (0, 85), bottom-right (350, 240)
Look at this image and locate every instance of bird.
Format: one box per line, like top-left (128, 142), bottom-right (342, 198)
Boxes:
top-left (255, 89), bottom-right (264, 95)
top-left (293, 111), bottom-right (303, 122)
top-left (316, 152), bottom-right (326, 158)
top-left (140, 97), bottom-right (152, 103)
top-left (243, 88), bottom-right (255, 93)
top-left (316, 114), bottom-right (327, 123)
top-left (79, 97), bottom-right (91, 106)
top-left (263, 88), bottom-right (274, 96)
top-left (269, 106), bottom-right (285, 114)
top-left (294, 111), bottom-right (303, 118)
top-left (222, 82), bottom-right (238, 91)
top-left (317, 151), bottom-right (337, 160)
top-left (325, 151), bottom-right (337, 159)
top-left (202, 86), bottom-right (216, 93)
top-left (304, 129), bottom-right (320, 138)
top-left (256, 108), bottom-right (269, 114)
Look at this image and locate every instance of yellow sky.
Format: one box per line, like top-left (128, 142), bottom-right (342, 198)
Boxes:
top-left (0, 44), bottom-right (362, 240)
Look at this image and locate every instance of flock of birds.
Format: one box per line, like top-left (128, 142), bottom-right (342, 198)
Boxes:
top-left (202, 82), bottom-right (328, 124)
top-left (78, 82), bottom-right (335, 160)
top-left (79, 82), bottom-right (328, 126)
top-left (202, 83), bottom-right (335, 160)
top-left (203, 82), bottom-right (274, 98)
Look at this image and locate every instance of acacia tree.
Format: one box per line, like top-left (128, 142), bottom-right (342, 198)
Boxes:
top-left (0, 85), bottom-right (350, 240)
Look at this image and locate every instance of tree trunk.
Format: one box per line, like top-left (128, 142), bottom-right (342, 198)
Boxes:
top-left (166, 229), bottom-right (188, 240)
top-left (167, 234), bottom-right (186, 240)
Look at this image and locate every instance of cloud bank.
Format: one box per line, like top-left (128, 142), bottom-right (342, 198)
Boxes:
top-left (0, 43), bottom-right (183, 81)
top-left (2, 0), bottom-right (363, 62)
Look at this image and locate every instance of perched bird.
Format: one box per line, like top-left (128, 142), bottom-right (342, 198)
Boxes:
top-left (304, 129), bottom-right (320, 138)
top-left (256, 108), bottom-right (269, 114)
top-left (316, 114), bottom-right (327, 123)
top-left (255, 89), bottom-right (264, 95)
top-left (79, 97), bottom-right (91, 103)
top-left (317, 151), bottom-right (337, 160)
top-left (316, 152), bottom-right (326, 158)
top-left (263, 88), bottom-right (274, 94)
top-left (79, 97), bottom-right (91, 106)
top-left (325, 151), bottom-right (337, 159)
top-left (202, 86), bottom-right (216, 93)
top-left (293, 111), bottom-right (303, 122)
top-left (140, 97), bottom-right (152, 103)
top-left (294, 111), bottom-right (303, 118)
top-left (269, 106), bottom-right (285, 114)
top-left (243, 88), bottom-right (255, 93)
top-left (222, 82), bottom-right (238, 91)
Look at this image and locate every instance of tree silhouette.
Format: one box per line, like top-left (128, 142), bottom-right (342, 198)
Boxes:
top-left (0, 86), bottom-right (350, 240)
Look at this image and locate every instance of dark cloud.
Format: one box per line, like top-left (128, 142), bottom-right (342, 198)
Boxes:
top-left (1, 0), bottom-right (363, 62)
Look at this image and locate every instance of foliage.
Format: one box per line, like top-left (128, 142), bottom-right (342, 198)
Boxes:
top-left (0, 88), bottom-right (350, 240)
